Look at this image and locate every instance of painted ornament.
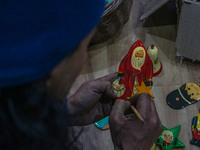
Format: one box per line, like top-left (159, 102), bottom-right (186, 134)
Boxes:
top-left (147, 45), bottom-right (162, 76)
top-left (94, 116), bottom-right (110, 130)
top-left (94, 40), bottom-right (154, 130)
top-left (105, 0), bottom-right (112, 3)
top-left (156, 125), bottom-right (185, 150)
top-left (112, 40), bottom-right (154, 100)
top-left (190, 113), bottom-right (200, 147)
top-left (167, 83), bottom-right (200, 109)
top-left (150, 143), bottom-right (156, 150)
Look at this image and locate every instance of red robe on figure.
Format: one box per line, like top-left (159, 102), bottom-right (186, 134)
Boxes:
top-left (163, 140), bottom-right (171, 146)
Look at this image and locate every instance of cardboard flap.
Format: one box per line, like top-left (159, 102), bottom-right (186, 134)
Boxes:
top-left (140, 0), bottom-right (169, 21)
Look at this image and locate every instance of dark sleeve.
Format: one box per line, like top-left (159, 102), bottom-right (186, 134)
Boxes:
top-left (61, 98), bottom-right (68, 111)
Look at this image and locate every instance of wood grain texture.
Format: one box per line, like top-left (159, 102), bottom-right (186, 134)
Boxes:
top-left (67, 2), bottom-right (200, 150)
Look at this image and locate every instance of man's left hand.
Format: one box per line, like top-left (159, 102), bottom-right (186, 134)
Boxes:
top-left (67, 73), bottom-right (117, 126)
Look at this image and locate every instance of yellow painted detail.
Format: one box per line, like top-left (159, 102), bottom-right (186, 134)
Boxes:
top-left (150, 143), bottom-right (156, 150)
top-left (178, 88), bottom-right (191, 104)
top-left (135, 81), bottom-right (154, 98)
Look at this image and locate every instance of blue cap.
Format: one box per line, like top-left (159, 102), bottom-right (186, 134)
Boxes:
top-left (0, 0), bottom-right (104, 88)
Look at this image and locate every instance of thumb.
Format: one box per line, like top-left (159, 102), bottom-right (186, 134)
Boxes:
top-left (95, 73), bottom-right (118, 99)
top-left (97, 72), bottom-right (118, 82)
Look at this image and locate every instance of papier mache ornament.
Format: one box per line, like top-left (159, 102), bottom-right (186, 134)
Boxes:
top-left (112, 40), bottom-right (154, 100)
top-left (94, 40), bottom-right (154, 130)
top-left (190, 113), bottom-right (200, 147)
top-left (147, 45), bottom-right (162, 76)
top-left (156, 125), bottom-right (185, 150)
top-left (167, 83), bottom-right (200, 109)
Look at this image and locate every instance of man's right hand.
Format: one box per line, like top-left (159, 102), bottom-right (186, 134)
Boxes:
top-left (109, 93), bottom-right (162, 150)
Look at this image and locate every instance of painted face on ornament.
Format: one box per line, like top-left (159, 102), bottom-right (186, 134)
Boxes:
top-left (131, 47), bottom-right (146, 70)
top-left (162, 130), bottom-right (173, 143)
top-left (185, 83), bottom-right (200, 100)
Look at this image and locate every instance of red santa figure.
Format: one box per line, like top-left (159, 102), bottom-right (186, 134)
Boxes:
top-left (95, 40), bottom-right (154, 130)
top-left (112, 40), bottom-right (153, 101)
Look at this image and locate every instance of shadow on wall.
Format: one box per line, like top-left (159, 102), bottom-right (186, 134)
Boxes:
top-left (144, 1), bottom-right (177, 27)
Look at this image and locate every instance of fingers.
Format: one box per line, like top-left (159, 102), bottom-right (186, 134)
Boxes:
top-left (94, 81), bottom-right (116, 99)
top-left (109, 100), bottom-right (131, 144)
top-left (142, 101), bottom-right (162, 150)
top-left (128, 94), bottom-right (141, 104)
top-left (138, 141), bottom-right (155, 150)
top-left (82, 73), bottom-right (118, 99)
top-left (129, 93), bottom-right (151, 106)
top-left (129, 93), bottom-right (152, 120)
top-left (150, 100), bottom-right (160, 123)
top-left (139, 104), bottom-right (162, 150)
top-left (101, 101), bottom-right (113, 116)
top-left (94, 73), bottom-right (118, 99)
top-left (149, 100), bottom-right (163, 135)
top-left (110, 99), bottom-right (131, 120)
top-left (105, 83), bottom-right (117, 99)
top-left (132, 99), bottom-right (162, 150)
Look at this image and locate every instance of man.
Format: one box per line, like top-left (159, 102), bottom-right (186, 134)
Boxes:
top-left (0, 0), bottom-right (162, 150)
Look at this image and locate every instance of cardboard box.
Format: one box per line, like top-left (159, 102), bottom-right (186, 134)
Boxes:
top-left (176, 0), bottom-right (200, 61)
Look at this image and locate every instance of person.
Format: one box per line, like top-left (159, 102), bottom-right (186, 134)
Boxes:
top-left (0, 0), bottom-right (162, 150)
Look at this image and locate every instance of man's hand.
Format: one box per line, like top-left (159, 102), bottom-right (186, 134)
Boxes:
top-left (67, 73), bottom-right (117, 126)
top-left (109, 93), bottom-right (162, 150)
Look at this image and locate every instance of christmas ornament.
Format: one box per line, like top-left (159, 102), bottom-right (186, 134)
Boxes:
top-left (112, 40), bottom-right (153, 100)
top-left (167, 83), bottom-right (200, 109)
top-left (147, 45), bottom-right (162, 76)
top-left (190, 113), bottom-right (200, 147)
top-left (95, 40), bottom-right (154, 130)
top-left (156, 125), bottom-right (185, 150)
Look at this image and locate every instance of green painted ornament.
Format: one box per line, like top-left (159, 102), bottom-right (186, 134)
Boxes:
top-left (105, 0), bottom-right (112, 3)
top-left (156, 125), bottom-right (185, 150)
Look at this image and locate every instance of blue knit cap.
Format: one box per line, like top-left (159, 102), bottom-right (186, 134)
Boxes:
top-left (0, 0), bottom-right (104, 88)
